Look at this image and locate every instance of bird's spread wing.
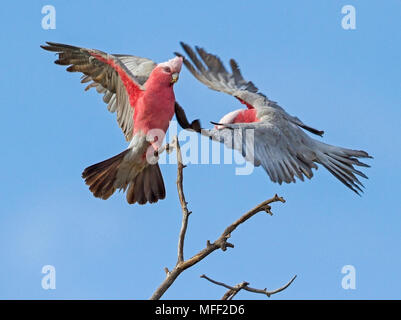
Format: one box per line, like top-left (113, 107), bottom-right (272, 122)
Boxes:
top-left (203, 122), bottom-right (318, 184)
top-left (178, 42), bottom-right (324, 137)
top-left (41, 42), bottom-right (157, 141)
top-left (204, 121), bottom-right (370, 194)
top-left (177, 42), bottom-right (264, 108)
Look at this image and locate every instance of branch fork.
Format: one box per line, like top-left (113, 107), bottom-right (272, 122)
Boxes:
top-left (201, 274), bottom-right (297, 300)
top-left (149, 137), bottom-right (290, 300)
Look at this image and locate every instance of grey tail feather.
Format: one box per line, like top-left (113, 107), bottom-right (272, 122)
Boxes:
top-left (126, 164), bottom-right (166, 205)
top-left (314, 141), bottom-right (372, 195)
top-left (82, 150), bottom-right (166, 205)
top-left (82, 150), bottom-right (130, 200)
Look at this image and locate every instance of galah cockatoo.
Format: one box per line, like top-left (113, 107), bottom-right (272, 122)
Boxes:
top-left (41, 42), bottom-right (199, 204)
top-left (177, 43), bottom-right (372, 195)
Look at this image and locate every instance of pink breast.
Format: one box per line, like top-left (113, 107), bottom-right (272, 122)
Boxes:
top-left (233, 109), bottom-right (259, 124)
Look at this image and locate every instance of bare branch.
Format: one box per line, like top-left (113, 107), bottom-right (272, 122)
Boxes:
top-left (201, 274), bottom-right (297, 300)
top-left (153, 137), bottom-right (190, 265)
top-left (149, 137), bottom-right (287, 300)
top-left (200, 274), bottom-right (237, 291)
top-left (163, 267), bottom-right (170, 277)
top-left (222, 282), bottom-right (249, 300)
top-left (175, 136), bottom-right (191, 264)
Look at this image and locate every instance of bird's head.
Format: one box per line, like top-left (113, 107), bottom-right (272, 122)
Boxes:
top-left (151, 56), bottom-right (183, 87)
top-left (213, 109), bottom-right (242, 129)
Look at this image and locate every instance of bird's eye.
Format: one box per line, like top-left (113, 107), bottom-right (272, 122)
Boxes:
top-left (163, 66), bottom-right (171, 73)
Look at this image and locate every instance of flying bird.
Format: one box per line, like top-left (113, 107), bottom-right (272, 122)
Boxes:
top-left (41, 42), bottom-right (199, 204)
top-left (177, 43), bottom-right (372, 195)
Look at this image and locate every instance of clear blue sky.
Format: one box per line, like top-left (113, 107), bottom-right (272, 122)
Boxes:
top-left (0, 0), bottom-right (400, 299)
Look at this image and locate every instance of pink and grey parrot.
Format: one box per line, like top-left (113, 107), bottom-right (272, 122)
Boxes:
top-left (42, 42), bottom-right (199, 204)
top-left (178, 43), bottom-right (372, 195)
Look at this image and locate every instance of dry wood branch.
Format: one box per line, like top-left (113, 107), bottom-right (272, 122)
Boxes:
top-left (175, 136), bottom-right (191, 264)
top-left (149, 137), bottom-right (286, 300)
top-left (200, 274), bottom-right (297, 300)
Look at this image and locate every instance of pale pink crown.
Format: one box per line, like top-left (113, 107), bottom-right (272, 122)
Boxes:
top-left (158, 56), bottom-right (183, 73)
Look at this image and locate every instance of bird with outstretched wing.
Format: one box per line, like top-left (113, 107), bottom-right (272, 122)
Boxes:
top-left (177, 43), bottom-right (372, 195)
top-left (42, 42), bottom-right (200, 204)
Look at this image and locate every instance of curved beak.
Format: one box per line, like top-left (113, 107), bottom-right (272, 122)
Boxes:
top-left (171, 72), bottom-right (179, 84)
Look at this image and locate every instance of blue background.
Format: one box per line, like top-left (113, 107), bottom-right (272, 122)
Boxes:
top-left (0, 0), bottom-right (400, 299)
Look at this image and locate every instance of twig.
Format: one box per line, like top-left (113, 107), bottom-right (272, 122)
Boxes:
top-left (149, 138), bottom-right (286, 300)
top-left (175, 136), bottom-right (191, 264)
top-left (200, 274), bottom-right (297, 300)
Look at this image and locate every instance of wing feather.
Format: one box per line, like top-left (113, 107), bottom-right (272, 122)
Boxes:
top-left (178, 43), bottom-right (324, 136)
top-left (203, 120), bottom-right (370, 194)
top-left (202, 122), bottom-right (318, 184)
top-left (41, 42), bottom-right (157, 141)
